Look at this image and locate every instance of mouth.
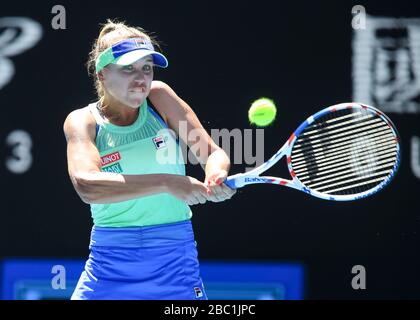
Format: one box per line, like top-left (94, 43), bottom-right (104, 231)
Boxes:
top-left (130, 87), bottom-right (146, 93)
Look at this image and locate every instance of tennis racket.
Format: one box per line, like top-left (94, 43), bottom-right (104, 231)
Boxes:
top-left (224, 102), bottom-right (401, 201)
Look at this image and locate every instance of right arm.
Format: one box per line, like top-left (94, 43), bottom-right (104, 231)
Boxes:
top-left (63, 108), bottom-right (209, 205)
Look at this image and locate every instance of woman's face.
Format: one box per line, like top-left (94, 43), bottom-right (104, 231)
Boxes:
top-left (101, 55), bottom-right (154, 108)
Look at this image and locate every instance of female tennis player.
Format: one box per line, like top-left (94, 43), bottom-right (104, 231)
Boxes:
top-left (63, 19), bottom-right (236, 300)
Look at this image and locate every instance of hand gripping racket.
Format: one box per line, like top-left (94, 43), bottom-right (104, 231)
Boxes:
top-left (224, 103), bottom-right (401, 201)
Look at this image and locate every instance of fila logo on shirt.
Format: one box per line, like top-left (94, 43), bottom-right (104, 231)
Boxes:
top-left (194, 287), bottom-right (203, 298)
top-left (153, 135), bottom-right (167, 149)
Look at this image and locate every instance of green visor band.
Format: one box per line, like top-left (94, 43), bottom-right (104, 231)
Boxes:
top-left (95, 38), bottom-right (168, 73)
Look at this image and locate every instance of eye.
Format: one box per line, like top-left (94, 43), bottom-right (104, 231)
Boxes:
top-left (122, 65), bottom-right (134, 72)
top-left (143, 64), bottom-right (153, 73)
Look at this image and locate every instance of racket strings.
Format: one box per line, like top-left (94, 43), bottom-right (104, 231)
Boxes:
top-left (295, 152), bottom-right (397, 193)
top-left (293, 121), bottom-right (388, 151)
top-left (296, 151), bottom-right (396, 194)
top-left (292, 133), bottom-right (395, 168)
top-left (295, 151), bottom-right (397, 182)
top-left (297, 156), bottom-right (397, 184)
top-left (293, 126), bottom-right (393, 155)
top-left (297, 149), bottom-right (395, 193)
top-left (290, 108), bottom-right (399, 195)
top-left (292, 126), bottom-right (391, 154)
top-left (292, 141), bottom-right (396, 173)
top-left (301, 113), bottom-right (378, 139)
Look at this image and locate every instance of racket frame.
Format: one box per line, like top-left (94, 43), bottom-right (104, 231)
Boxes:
top-left (225, 102), bottom-right (401, 201)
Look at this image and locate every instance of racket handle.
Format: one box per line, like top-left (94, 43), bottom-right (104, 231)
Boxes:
top-left (224, 174), bottom-right (243, 189)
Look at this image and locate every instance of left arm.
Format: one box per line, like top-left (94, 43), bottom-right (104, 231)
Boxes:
top-left (149, 80), bottom-right (236, 202)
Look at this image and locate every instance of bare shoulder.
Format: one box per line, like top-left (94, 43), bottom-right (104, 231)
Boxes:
top-left (151, 80), bottom-right (174, 93)
top-left (149, 81), bottom-right (190, 120)
top-left (63, 106), bottom-right (96, 142)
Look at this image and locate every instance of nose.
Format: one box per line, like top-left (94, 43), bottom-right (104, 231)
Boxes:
top-left (133, 78), bottom-right (145, 85)
top-left (133, 72), bottom-right (146, 86)
top-left (133, 70), bottom-right (146, 81)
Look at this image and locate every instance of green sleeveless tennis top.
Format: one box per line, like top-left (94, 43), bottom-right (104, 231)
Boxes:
top-left (87, 100), bottom-right (192, 227)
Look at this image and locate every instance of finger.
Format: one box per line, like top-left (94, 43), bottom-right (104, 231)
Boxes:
top-left (209, 185), bottom-right (224, 199)
top-left (207, 186), bottom-right (223, 203)
top-left (207, 170), bottom-right (228, 186)
top-left (219, 184), bottom-right (236, 199)
top-left (213, 174), bottom-right (227, 186)
top-left (207, 193), bottom-right (222, 202)
top-left (202, 181), bottom-right (211, 194)
top-left (187, 200), bottom-right (197, 205)
top-left (204, 181), bottom-right (214, 200)
top-left (186, 196), bottom-right (199, 205)
top-left (215, 170), bottom-right (228, 182)
top-left (193, 191), bottom-right (208, 204)
top-left (204, 184), bottom-right (223, 202)
top-left (196, 193), bottom-right (207, 204)
top-left (205, 191), bottom-right (219, 202)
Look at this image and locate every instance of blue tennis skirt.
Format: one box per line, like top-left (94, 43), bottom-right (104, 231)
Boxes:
top-left (71, 220), bottom-right (207, 300)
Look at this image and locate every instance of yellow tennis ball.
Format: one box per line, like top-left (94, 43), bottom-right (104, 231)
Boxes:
top-left (248, 98), bottom-right (277, 126)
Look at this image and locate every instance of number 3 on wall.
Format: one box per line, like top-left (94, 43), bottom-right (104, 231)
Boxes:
top-left (5, 130), bottom-right (32, 174)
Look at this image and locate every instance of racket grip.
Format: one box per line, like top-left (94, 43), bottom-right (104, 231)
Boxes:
top-left (224, 176), bottom-right (238, 189)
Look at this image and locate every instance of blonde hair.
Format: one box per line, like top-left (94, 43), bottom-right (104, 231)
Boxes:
top-left (87, 19), bottom-right (162, 98)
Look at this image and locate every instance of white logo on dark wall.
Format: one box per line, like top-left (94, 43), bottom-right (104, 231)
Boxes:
top-left (0, 17), bottom-right (43, 89)
top-left (353, 16), bottom-right (420, 114)
top-left (352, 16), bottom-right (420, 180)
top-left (1, 17), bottom-right (42, 174)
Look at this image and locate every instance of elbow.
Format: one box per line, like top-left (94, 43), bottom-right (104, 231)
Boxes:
top-left (79, 193), bottom-right (94, 205)
top-left (78, 191), bottom-right (97, 204)
top-left (72, 173), bottom-right (100, 204)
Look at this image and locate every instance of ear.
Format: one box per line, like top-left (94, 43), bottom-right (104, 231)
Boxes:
top-left (97, 71), bottom-right (105, 82)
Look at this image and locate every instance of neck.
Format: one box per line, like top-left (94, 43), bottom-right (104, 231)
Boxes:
top-left (99, 95), bottom-right (143, 126)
